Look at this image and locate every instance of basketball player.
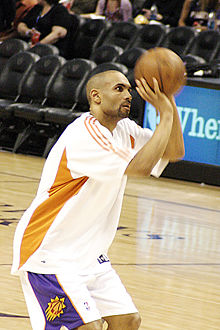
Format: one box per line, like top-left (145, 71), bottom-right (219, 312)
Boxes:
top-left (11, 70), bottom-right (184, 329)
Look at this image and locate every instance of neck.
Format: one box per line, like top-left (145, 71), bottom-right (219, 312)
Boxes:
top-left (90, 109), bottom-right (120, 133)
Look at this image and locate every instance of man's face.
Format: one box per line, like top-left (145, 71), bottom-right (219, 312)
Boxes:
top-left (99, 72), bottom-right (132, 119)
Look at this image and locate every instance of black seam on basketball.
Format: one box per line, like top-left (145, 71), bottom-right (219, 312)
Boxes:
top-left (154, 49), bottom-right (164, 93)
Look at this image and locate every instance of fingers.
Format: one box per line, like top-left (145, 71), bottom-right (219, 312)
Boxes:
top-left (136, 77), bottom-right (174, 116)
top-left (136, 77), bottom-right (174, 101)
top-left (135, 77), bottom-right (160, 103)
top-left (135, 79), bottom-right (148, 101)
top-left (152, 77), bottom-right (160, 94)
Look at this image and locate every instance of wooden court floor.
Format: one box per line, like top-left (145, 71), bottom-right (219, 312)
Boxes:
top-left (0, 150), bottom-right (220, 330)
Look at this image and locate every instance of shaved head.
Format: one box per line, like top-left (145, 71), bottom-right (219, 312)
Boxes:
top-left (86, 70), bottom-right (128, 104)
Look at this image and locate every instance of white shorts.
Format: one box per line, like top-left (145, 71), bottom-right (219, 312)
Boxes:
top-left (20, 267), bottom-right (138, 329)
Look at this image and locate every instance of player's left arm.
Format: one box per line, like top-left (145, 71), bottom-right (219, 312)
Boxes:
top-left (162, 95), bottom-right (185, 162)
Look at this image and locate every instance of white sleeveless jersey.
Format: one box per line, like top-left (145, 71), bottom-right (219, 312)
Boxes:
top-left (12, 113), bottom-right (167, 275)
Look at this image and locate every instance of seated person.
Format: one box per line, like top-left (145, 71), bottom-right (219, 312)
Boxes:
top-left (86, 0), bottom-right (133, 22)
top-left (137, 0), bottom-right (185, 27)
top-left (178, 0), bottom-right (219, 30)
top-left (17, 0), bottom-right (72, 58)
top-left (0, 0), bottom-right (37, 41)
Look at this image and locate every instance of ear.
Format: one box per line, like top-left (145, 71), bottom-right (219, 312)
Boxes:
top-left (90, 89), bottom-right (101, 104)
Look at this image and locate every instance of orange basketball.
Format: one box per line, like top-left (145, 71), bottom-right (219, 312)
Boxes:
top-left (134, 47), bottom-right (186, 95)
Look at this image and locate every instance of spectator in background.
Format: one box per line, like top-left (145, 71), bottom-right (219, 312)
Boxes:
top-left (94, 0), bottom-right (133, 21)
top-left (0, 0), bottom-right (38, 41)
top-left (0, 0), bottom-right (16, 36)
top-left (17, 0), bottom-right (72, 58)
top-left (178, 0), bottom-right (219, 30)
top-left (137, 0), bottom-right (185, 27)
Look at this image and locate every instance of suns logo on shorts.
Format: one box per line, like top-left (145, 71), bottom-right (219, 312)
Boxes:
top-left (45, 296), bottom-right (66, 321)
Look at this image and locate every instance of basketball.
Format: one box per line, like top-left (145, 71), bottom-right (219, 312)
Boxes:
top-left (134, 47), bottom-right (186, 95)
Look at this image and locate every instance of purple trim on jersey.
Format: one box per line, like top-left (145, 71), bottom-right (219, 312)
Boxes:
top-left (28, 272), bottom-right (84, 329)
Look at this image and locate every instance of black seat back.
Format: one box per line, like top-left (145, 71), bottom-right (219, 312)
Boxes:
top-left (132, 24), bottom-right (167, 50)
top-left (0, 51), bottom-right (40, 100)
top-left (19, 55), bottom-right (66, 103)
top-left (116, 47), bottom-right (146, 85)
top-left (160, 26), bottom-right (196, 57)
top-left (90, 44), bottom-right (124, 64)
top-left (101, 21), bottom-right (140, 50)
top-left (28, 44), bottom-right (59, 57)
top-left (85, 61), bottom-right (128, 79)
top-left (70, 18), bottom-right (111, 59)
top-left (186, 30), bottom-right (220, 62)
top-left (0, 38), bottom-right (28, 72)
top-left (46, 58), bottom-right (97, 108)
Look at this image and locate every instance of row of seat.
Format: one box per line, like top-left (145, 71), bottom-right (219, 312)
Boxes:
top-left (1, 18), bottom-right (220, 68)
top-left (0, 38), bottom-right (59, 72)
top-left (69, 18), bottom-right (220, 64)
top-left (0, 50), bottom-right (145, 157)
top-left (1, 29), bottom-right (219, 86)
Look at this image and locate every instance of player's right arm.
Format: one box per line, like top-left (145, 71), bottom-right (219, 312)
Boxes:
top-left (125, 78), bottom-right (173, 177)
